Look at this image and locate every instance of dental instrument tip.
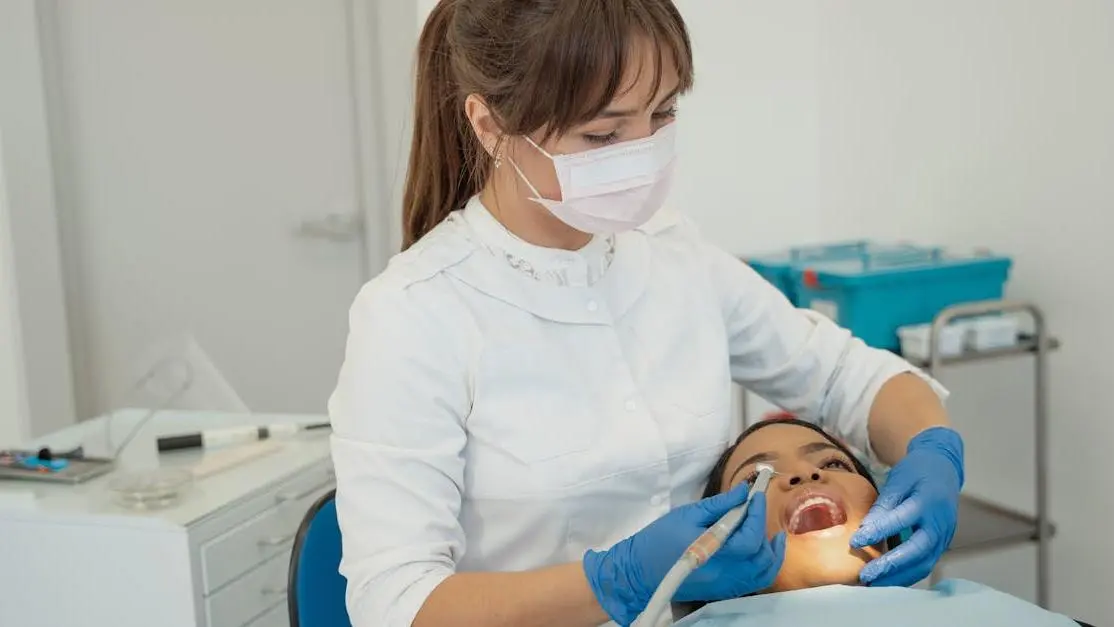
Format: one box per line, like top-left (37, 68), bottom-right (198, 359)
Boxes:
top-left (754, 462), bottom-right (778, 475)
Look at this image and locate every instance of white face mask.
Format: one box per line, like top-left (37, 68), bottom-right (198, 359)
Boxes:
top-left (508, 123), bottom-right (677, 235)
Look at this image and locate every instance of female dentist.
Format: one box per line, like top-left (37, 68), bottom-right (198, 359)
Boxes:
top-left (328, 1), bottom-right (965, 626)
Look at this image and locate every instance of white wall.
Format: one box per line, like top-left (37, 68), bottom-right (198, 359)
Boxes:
top-left (0, 0), bottom-right (77, 438)
top-left (2, 0), bottom-right (412, 421)
top-left (0, 130), bottom-right (32, 446)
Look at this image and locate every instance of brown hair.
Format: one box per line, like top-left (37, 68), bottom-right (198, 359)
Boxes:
top-left (401, 0), bottom-right (694, 249)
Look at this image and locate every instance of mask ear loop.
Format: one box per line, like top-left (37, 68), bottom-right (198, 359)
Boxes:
top-left (505, 136), bottom-right (553, 202)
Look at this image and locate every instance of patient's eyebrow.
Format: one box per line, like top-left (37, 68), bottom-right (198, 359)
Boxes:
top-left (799, 441), bottom-right (843, 456)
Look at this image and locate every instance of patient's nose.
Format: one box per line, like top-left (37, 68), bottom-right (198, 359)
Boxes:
top-left (783, 465), bottom-right (824, 487)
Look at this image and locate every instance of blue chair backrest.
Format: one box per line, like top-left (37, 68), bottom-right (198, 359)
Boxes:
top-left (288, 489), bottom-right (352, 627)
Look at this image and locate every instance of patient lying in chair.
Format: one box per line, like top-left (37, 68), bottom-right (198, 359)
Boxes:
top-left (672, 417), bottom-right (1086, 627)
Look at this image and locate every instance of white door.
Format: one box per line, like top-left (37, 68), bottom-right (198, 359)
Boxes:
top-left (50, 0), bottom-right (383, 416)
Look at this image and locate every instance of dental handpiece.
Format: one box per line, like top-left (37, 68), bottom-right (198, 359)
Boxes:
top-left (631, 463), bottom-right (777, 627)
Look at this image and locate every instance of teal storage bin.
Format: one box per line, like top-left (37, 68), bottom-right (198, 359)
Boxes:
top-left (746, 240), bottom-right (926, 306)
top-left (792, 248), bottom-right (1012, 351)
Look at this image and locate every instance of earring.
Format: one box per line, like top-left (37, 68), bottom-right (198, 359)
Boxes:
top-left (485, 138), bottom-right (503, 169)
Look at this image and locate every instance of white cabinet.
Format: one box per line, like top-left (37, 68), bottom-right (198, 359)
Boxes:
top-left (0, 410), bottom-right (334, 627)
top-left (193, 462), bottom-right (334, 627)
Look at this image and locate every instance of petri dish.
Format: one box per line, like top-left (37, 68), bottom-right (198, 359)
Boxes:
top-left (108, 468), bottom-right (194, 510)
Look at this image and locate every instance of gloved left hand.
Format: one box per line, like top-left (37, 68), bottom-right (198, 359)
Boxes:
top-left (850, 426), bottom-right (965, 587)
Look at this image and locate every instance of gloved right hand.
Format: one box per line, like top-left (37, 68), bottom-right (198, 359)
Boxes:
top-left (582, 483), bottom-right (787, 626)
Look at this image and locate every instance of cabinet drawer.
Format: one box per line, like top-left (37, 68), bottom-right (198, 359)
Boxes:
top-left (202, 506), bottom-right (293, 593)
top-left (207, 552), bottom-right (289, 627)
top-left (201, 470), bottom-right (333, 593)
top-left (245, 602), bottom-right (289, 627)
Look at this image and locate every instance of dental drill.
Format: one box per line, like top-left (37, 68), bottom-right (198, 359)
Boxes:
top-left (631, 463), bottom-right (778, 627)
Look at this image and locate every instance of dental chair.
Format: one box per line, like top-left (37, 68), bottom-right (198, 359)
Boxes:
top-left (287, 489), bottom-right (352, 627)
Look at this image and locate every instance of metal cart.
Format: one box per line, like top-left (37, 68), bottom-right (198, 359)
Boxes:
top-left (912, 299), bottom-right (1057, 608)
top-left (737, 298), bottom-right (1057, 607)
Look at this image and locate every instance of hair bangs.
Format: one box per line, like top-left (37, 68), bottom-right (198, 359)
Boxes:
top-left (509, 0), bottom-right (693, 142)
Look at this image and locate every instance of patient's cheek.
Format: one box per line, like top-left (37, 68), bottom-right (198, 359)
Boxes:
top-left (768, 515), bottom-right (881, 592)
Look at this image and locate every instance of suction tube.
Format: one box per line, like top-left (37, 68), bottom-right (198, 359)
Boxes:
top-left (631, 464), bottom-right (777, 627)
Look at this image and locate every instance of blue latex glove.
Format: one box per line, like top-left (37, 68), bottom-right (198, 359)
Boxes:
top-left (851, 426), bottom-right (965, 587)
top-left (583, 484), bottom-right (786, 626)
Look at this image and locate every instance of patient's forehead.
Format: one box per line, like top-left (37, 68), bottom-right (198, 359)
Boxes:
top-left (732, 423), bottom-right (832, 460)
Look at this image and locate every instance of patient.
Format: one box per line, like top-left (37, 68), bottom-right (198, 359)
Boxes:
top-left (673, 417), bottom-right (1087, 627)
top-left (700, 417), bottom-right (898, 593)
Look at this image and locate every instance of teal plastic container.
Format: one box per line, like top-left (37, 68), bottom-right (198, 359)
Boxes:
top-left (791, 248), bottom-right (1012, 351)
top-left (745, 240), bottom-right (926, 306)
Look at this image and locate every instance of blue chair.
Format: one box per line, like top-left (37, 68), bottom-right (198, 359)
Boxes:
top-left (288, 488), bottom-right (352, 627)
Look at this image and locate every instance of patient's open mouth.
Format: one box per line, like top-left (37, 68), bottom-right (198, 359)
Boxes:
top-left (784, 491), bottom-right (849, 535)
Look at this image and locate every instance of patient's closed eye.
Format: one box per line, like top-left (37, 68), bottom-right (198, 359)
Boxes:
top-left (819, 457), bottom-right (854, 472)
top-left (740, 456), bottom-right (852, 485)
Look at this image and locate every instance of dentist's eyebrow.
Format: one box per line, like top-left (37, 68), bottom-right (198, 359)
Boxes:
top-left (594, 84), bottom-right (681, 119)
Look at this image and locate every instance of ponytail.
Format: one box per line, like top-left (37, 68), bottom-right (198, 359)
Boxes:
top-left (402, 0), bottom-right (483, 250)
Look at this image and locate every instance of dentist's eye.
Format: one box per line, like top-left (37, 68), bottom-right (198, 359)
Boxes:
top-left (653, 106), bottom-right (678, 120)
top-left (584, 131), bottom-right (619, 145)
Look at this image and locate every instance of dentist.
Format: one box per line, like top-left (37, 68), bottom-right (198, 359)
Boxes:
top-left (328, 1), bottom-right (965, 626)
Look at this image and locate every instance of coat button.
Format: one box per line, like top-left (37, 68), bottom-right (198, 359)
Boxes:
top-left (586, 300), bottom-right (599, 312)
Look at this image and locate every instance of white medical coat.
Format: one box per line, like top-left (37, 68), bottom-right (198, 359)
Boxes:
top-left (328, 197), bottom-right (945, 627)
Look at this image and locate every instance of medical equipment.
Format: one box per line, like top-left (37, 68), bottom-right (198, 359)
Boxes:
top-left (897, 322), bottom-right (968, 361)
top-left (969, 315), bottom-right (1020, 351)
top-left (108, 467), bottom-right (194, 509)
top-left (792, 247), bottom-right (1012, 351)
top-left (898, 313), bottom-right (1021, 362)
top-left (108, 440), bottom-right (286, 510)
top-left (0, 447), bottom-right (115, 484)
top-left (510, 122), bottom-right (676, 234)
top-left (745, 240), bottom-right (1014, 351)
top-left (746, 240), bottom-right (927, 306)
top-left (912, 300), bottom-right (1057, 608)
top-left (633, 464), bottom-right (778, 627)
top-left (156, 421), bottom-right (330, 452)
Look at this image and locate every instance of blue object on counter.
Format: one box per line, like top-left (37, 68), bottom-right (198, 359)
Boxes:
top-left (745, 240), bottom-right (927, 306)
top-left (791, 247), bottom-right (1011, 351)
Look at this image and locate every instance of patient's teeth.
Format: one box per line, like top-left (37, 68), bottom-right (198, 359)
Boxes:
top-left (787, 495), bottom-right (845, 534)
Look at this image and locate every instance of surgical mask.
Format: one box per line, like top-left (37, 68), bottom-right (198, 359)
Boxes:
top-left (508, 123), bottom-right (677, 235)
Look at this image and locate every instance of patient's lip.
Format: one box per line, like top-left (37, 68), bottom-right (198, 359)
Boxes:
top-left (781, 487), bottom-right (848, 534)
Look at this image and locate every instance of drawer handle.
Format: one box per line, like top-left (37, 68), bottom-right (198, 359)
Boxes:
top-left (258, 534), bottom-right (294, 547)
top-left (262, 585), bottom-right (288, 596)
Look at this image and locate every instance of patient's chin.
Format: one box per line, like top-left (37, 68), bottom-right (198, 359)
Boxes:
top-left (769, 526), bottom-right (883, 593)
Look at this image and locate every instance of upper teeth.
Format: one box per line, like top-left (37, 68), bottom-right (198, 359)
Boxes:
top-left (790, 496), bottom-right (838, 527)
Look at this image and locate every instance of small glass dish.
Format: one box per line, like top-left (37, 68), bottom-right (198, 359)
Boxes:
top-left (108, 468), bottom-right (194, 510)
